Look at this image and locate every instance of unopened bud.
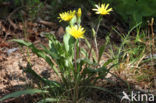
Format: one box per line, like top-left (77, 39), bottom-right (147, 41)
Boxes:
top-left (77, 8), bottom-right (82, 17)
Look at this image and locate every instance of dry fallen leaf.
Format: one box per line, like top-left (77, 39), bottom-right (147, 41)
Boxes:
top-left (56, 26), bottom-right (64, 39)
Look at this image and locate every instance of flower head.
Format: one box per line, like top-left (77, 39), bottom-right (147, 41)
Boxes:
top-left (77, 8), bottom-right (82, 17)
top-left (92, 3), bottom-right (112, 15)
top-left (68, 25), bottom-right (85, 39)
top-left (58, 10), bottom-right (76, 22)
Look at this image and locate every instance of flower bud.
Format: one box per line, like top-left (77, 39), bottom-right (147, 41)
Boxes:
top-left (77, 8), bottom-right (82, 17)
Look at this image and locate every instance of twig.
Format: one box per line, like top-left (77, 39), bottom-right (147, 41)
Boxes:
top-left (37, 19), bottom-right (58, 28)
top-left (7, 6), bottom-right (24, 29)
top-left (149, 18), bottom-right (155, 69)
top-left (0, 1), bottom-right (10, 6)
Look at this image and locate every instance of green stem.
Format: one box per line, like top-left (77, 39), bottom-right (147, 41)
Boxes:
top-left (94, 36), bottom-right (98, 60)
top-left (95, 16), bottom-right (102, 60)
top-left (96, 16), bottom-right (102, 33)
top-left (74, 41), bottom-right (78, 72)
top-left (74, 40), bottom-right (78, 103)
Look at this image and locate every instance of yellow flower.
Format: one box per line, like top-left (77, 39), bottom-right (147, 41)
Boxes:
top-left (68, 25), bottom-right (85, 39)
top-left (58, 10), bottom-right (76, 22)
top-left (92, 3), bottom-right (112, 15)
top-left (77, 8), bottom-right (82, 17)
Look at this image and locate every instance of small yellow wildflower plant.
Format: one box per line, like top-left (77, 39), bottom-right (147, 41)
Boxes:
top-left (2, 5), bottom-right (114, 103)
top-left (68, 25), bottom-right (85, 39)
top-left (92, 3), bottom-right (112, 15)
top-left (58, 10), bottom-right (76, 22)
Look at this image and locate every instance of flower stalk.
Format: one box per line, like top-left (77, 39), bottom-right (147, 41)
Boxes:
top-left (92, 3), bottom-right (112, 62)
top-left (94, 16), bottom-right (103, 59)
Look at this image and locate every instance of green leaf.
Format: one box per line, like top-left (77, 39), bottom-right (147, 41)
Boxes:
top-left (84, 38), bottom-right (91, 49)
top-left (127, 22), bottom-right (142, 36)
top-left (37, 98), bottom-right (59, 103)
top-left (98, 36), bottom-right (110, 63)
top-left (47, 34), bottom-right (62, 55)
top-left (69, 15), bottom-right (77, 26)
top-left (12, 39), bottom-right (60, 76)
top-left (76, 58), bottom-right (96, 65)
top-left (63, 33), bottom-right (71, 52)
top-left (63, 27), bottom-right (75, 56)
top-left (30, 46), bottom-right (60, 76)
top-left (11, 39), bottom-right (32, 47)
top-left (0, 89), bottom-right (48, 102)
top-left (41, 45), bottom-right (59, 60)
top-left (81, 48), bottom-right (88, 57)
top-left (84, 66), bottom-right (108, 74)
top-left (103, 59), bottom-right (114, 67)
top-left (92, 49), bottom-right (97, 63)
top-left (24, 63), bottom-right (61, 87)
